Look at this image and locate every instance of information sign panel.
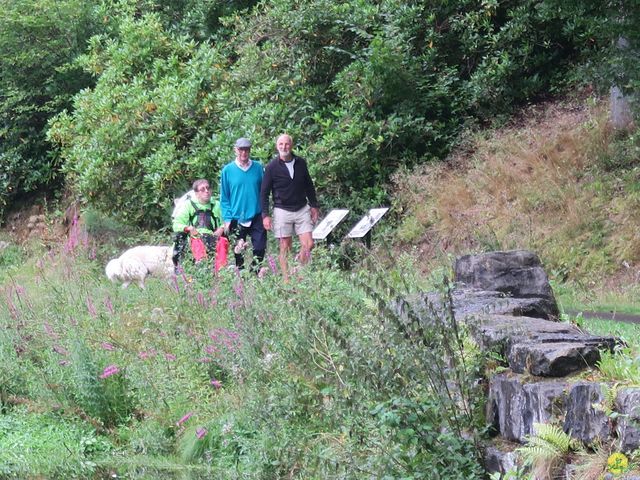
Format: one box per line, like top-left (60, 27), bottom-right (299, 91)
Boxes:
top-left (312, 209), bottom-right (350, 240)
top-left (346, 207), bottom-right (389, 238)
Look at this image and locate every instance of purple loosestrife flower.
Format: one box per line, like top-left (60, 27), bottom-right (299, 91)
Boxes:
top-left (196, 427), bottom-right (207, 439)
top-left (65, 215), bottom-right (80, 253)
top-left (205, 344), bottom-right (217, 355)
top-left (101, 342), bottom-right (115, 351)
top-left (52, 345), bottom-right (69, 356)
top-left (233, 278), bottom-right (244, 300)
top-left (176, 412), bottom-right (194, 426)
top-left (164, 353), bottom-right (176, 361)
top-left (209, 286), bottom-right (218, 306)
top-left (81, 230), bottom-right (90, 250)
top-left (171, 275), bottom-right (180, 293)
top-left (43, 322), bottom-right (58, 339)
top-left (267, 255), bottom-right (278, 274)
top-left (99, 364), bottom-right (120, 379)
top-left (5, 292), bottom-right (20, 321)
top-left (86, 296), bottom-right (97, 318)
top-left (196, 292), bottom-right (206, 308)
top-left (103, 296), bottom-right (114, 314)
top-left (138, 350), bottom-right (156, 360)
top-left (210, 378), bottom-right (222, 389)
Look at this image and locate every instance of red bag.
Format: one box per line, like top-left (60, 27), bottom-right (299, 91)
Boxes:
top-left (190, 236), bottom-right (207, 262)
top-left (215, 236), bottom-right (229, 272)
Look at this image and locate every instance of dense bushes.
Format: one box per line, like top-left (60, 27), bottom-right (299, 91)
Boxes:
top-left (2, 0), bottom-right (639, 224)
top-left (0, 0), bottom-right (97, 215)
top-left (41, 0), bottom-right (638, 227)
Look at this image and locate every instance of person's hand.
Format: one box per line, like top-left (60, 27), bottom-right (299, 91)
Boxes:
top-left (263, 216), bottom-right (272, 231)
top-left (310, 207), bottom-right (319, 224)
top-left (186, 226), bottom-right (198, 236)
top-left (213, 227), bottom-right (225, 237)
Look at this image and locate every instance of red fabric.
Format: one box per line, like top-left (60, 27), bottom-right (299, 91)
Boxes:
top-left (190, 237), bottom-right (207, 262)
top-left (215, 236), bottom-right (229, 272)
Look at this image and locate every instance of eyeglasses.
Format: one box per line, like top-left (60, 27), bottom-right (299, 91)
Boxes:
top-left (198, 186), bottom-right (211, 192)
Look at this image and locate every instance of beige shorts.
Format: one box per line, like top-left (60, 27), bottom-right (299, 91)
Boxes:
top-left (273, 206), bottom-right (313, 238)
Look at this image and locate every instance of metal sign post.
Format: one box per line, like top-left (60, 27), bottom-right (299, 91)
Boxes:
top-left (346, 207), bottom-right (389, 248)
top-left (312, 209), bottom-right (350, 244)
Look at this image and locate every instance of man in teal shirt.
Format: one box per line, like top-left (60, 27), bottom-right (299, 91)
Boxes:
top-left (220, 137), bottom-right (266, 271)
top-left (172, 179), bottom-right (224, 266)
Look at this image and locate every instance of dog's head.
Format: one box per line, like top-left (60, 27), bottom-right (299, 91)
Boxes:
top-left (105, 258), bottom-right (123, 283)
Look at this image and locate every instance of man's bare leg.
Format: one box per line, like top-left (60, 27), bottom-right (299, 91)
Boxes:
top-left (279, 237), bottom-right (293, 282)
top-left (297, 231), bottom-right (314, 265)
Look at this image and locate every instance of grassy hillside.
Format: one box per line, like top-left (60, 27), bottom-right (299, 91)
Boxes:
top-left (390, 95), bottom-right (640, 311)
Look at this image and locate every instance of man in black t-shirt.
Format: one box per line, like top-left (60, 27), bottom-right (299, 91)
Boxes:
top-left (260, 134), bottom-right (319, 280)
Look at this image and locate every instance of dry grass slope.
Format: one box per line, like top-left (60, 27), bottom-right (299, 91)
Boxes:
top-left (392, 97), bottom-right (640, 286)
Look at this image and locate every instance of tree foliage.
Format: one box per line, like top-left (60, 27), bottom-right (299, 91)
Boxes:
top-left (0, 0), bottom-right (97, 214)
top-left (3, 0), bottom-right (640, 224)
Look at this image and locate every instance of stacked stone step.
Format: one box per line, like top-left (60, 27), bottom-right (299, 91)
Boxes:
top-left (438, 250), bottom-right (638, 477)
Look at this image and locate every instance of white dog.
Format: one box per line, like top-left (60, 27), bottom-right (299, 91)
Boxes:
top-left (105, 246), bottom-right (174, 289)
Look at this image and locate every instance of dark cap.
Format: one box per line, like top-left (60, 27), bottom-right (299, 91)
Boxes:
top-left (235, 137), bottom-right (252, 148)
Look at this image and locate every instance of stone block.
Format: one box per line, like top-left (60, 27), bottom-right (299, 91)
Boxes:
top-left (488, 373), bottom-right (568, 442)
top-left (616, 388), bottom-right (640, 453)
top-left (453, 250), bottom-right (559, 318)
top-left (563, 382), bottom-right (611, 444)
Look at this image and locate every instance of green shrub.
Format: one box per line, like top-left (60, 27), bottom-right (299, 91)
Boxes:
top-left (0, 408), bottom-right (110, 478)
top-left (597, 347), bottom-right (640, 384)
top-left (0, 243), bottom-right (24, 271)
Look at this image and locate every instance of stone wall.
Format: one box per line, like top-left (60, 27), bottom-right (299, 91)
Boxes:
top-left (450, 251), bottom-right (639, 477)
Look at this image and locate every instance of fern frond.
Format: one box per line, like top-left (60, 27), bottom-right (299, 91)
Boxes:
top-left (517, 422), bottom-right (578, 473)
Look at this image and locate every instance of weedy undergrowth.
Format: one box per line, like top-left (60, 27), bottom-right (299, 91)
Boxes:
top-left (0, 235), bottom-right (491, 478)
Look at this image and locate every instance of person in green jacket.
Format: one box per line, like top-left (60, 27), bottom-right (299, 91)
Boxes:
top-left (172, 179), bottom-right (224, 267)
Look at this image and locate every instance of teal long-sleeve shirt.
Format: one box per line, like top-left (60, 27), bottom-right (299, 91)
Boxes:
top-left (220, 160), bottom-right (263, 224)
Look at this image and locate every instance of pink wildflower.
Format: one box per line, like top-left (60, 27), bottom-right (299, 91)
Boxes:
top-left (171, 275), bottom-right (180, 293)
top-left (65, 215), bottom-right (80, 253)
top-left (196, 292), bottom-right (206, 308)
top-left (164, 353), bottom-right (176, 361)
top-left (210, 378), bottom-right (222, 389)
top-left (233, 279), bottom-right (244, 299)
top-left (196, 427), bottom-right (207, 439)
top-left (103, 296), bottom-right (114, 314)
top-left (267, 255), bottom-right (278, 274)
top-left (205, 344), bottom-right (217, 355)
top-left (177, 412), bottom-right (194, 426)
top-left (138, 350), bottom-right (156, 360)
top-left (44, 322), bottom-right (58, 339)
top-left (52, 345), bottom-right (69, 356)
top-left (101, 342), bottom-right (115, 351)
top-left (99, 364), bottom-right (120, 379)
top-left (86, 296), bottom-right (97, 318)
